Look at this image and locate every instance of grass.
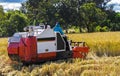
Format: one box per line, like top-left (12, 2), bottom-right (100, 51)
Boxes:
top-left (1, 32), bottom-right (120, 76)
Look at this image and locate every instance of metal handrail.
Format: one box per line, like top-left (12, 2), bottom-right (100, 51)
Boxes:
top-left (70, 41), bottom-right (89, 48)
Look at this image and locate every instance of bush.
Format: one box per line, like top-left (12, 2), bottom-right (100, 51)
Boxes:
top-left (95, 26), bottom-right (101, 32)
top-left (101, 26), bottom-right (109, 32)
top-left (95, 26), bottom-right (109, 32)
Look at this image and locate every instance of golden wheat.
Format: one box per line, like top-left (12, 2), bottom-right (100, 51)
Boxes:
top-left (67, 32), bottom-right (120, 56)
top-left (0, 38), bottom-right (8, 56)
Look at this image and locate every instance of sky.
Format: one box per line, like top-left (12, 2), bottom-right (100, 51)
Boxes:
top-left (0, 0), bottom-right (120, 12)
top-left (0, 0), bottom-right (26, 11)
top-left (107, 0), bottom-right (120, 12)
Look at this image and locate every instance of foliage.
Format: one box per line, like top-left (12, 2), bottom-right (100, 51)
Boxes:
top-left (0, 5), bottom-right (4, 19)
top-left (79, 3), bottom-right (107, 32)
top-left (109, 12), bottom-right (120, 31)
top-left (95, 26), bottom-right (109, 32)
top-left (21, 0), bottom-right (114, 33)
top-left (23, 0), bottom-right (59, 26)
top-left (0, 10), bottom-right (28, 37)
top-left (9, 12), bottom-right (28, 32)
top-left (95, 26), bottom-right (101, 32)
top-left (101, 26), bottom-right (109, 32)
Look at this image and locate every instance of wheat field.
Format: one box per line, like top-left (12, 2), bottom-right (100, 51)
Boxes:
top-left (0, 32), bottom-right (120, 76)
top-left (67, 32), bottom-right (120, 56)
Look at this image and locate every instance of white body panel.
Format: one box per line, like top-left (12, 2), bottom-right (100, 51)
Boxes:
top-left (37, 41), bottom-right (65, 53)
top-left (36, 26), bottom-right (57, 53)
top-left (33, 26), bottom-right (45, 36)
top-left (37, 28), bottom-right (55, 38)
top-left (37, 41), bottom-right (56, 53)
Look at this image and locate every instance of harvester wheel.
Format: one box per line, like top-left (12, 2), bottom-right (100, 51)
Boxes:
top-left (8, 54), bottom-right (20, 62)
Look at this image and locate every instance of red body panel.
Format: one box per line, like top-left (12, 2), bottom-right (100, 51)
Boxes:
top-left (38, 52), bottom-right (56, 60)
top-left (72, 46), bottom-right (89, 58)
top-left (24, 37), bottom-right (37, 62)
top-left (8, 42), bottom-right (19, 54)
top-left (8, 36), bottom-right (37, 62)
top-left (18, 38), bottom-right (25, 61)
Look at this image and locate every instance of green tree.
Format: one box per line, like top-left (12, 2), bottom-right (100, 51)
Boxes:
top-left (79, 3), bottom-right (107, 32)
top-left (0, 10), bottom-right (28, 37)
top-left (0, 5), bottom-right (6, 37)
top-left (0, 5), bottom-right (4, 19)
top-left (109, 12), bottom-right (120, 31)
top-left (8, 12), bottom-right (28, 36)
top-left (0, 20), bottom-right (10, 36)
top-left (22, 0), bottom-right (112, 32)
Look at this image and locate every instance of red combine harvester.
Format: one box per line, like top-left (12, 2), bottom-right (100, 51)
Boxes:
top-left (7, 24), bottom-right (89, 64)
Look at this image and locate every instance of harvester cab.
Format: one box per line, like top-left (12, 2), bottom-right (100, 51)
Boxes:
top-left (7, 23), bottom-right (89, 63)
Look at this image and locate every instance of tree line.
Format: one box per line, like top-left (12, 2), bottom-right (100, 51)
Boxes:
top-left (0, 0), bottom-right (120, 37)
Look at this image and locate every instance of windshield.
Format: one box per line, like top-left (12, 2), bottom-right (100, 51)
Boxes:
top-left (8, 36), bottom-right (20, 42)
